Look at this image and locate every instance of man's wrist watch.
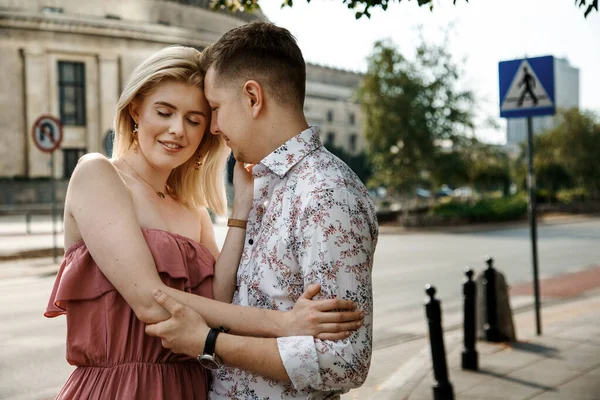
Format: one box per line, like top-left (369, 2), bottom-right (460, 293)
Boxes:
top-left (197, 326), bottom-right (228, 370)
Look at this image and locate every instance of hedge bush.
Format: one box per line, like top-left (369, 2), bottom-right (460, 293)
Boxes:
top-left (556, 188), bottom-right (589, 204)
top-left (431, 196), bottom-right (527, 222)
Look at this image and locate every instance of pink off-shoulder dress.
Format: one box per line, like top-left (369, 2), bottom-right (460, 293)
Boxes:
top-left (45, 228), bottom-right (215, 400)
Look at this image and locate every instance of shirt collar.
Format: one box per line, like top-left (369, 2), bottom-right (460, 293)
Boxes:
top-left (260, 126), bottom-right (322, 178)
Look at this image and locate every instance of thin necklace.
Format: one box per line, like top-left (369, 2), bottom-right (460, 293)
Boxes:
top-left (121, 158), bottom-right (167, 199)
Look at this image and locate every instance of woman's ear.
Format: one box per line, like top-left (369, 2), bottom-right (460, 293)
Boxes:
top-left (129, 100), bottom-right (140, 124)
top-left (243, 80), bottom-right (264, 118)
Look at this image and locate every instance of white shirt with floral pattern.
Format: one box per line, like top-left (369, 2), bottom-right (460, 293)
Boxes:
top-left (210, 126), bottom-right (378, 400)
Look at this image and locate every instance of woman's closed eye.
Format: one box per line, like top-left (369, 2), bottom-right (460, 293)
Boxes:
top-left (157, 110), bottom-right (201, 126)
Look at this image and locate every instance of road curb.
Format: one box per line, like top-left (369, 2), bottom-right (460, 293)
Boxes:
top-left (0, 248), bottom-right (64, 262)
top-left (379, 213), bottom-right (600, 235)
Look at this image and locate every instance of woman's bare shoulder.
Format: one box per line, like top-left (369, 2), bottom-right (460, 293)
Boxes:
top-left (72, 152), bottom-right (115, 175)
top-left (66, 153), bottom-right (132, 214)
top-left (69, 153), bottom-right (128, 189)
top-left (64, 154), bottom-right (132, 246)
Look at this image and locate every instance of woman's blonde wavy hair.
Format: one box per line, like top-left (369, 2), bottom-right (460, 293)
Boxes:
top-left (112, 46), bottom-right (229, 215)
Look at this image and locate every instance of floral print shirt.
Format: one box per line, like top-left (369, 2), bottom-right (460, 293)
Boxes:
top-left (210, 127), bottom-right (378, 400)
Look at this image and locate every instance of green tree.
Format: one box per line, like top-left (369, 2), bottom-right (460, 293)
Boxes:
top-left (429, 150), bottom-right (470, 190)
top-left (212, 0), bottom-right (598, 19)
top-left (522, 129), bottom-right (573, 201)
top-left (542, 109), bottom-right (600, 196)
top-left (458, 138), bottom-right (511, 195)
top-left (536, 162), bottom-right (573, 202)
top-left (513, 108), bottom-right (600, 200)
top-left (357, 37), bottom-right (474, 194)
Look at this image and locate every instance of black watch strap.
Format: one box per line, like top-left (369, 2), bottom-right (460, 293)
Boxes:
top-left (203, 326), bottom-right (228, 356)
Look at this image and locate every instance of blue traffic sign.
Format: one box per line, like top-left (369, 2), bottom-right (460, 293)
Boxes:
top-left (499, 56), bottom-right (555, 118)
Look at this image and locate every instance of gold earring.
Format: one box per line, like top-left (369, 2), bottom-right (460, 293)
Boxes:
top-left (195, 152), bottom-right (202, 171)
top-left (132, 123), bottom-right (139, 150)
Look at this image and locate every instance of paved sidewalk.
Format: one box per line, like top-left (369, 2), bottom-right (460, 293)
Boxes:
top-left (0, 215), bottom-right (230, 261)
top-left (346, 292), bottom-right (600, 400)
top-left (0, 214), bottom-right (231, 278)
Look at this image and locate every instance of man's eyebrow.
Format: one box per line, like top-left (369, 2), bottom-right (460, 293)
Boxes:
top-left (154, 101), bottom-right (207, 117)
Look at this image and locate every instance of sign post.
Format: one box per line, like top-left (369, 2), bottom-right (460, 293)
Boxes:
top-left (32, 115), bottom-right (63, 263)
top-left (499, 55), bottom-right (555, 336)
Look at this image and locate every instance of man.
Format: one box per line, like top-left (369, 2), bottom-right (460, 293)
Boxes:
top-left (146, 21), bottom-right (378, 399)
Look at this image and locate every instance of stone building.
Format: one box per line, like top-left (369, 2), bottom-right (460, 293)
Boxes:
top-left (305, 64), bottom-right (363, 155)
top-left (0, 0), bottom-right (364, 203)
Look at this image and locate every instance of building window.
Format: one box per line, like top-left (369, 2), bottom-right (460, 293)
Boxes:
top-left (349, 113), bottom-right (355, 125)
top-left (58, 61), bottom-right (86, 126)
top-left (63, 148), bottom-right (87, 178)
top-left (349, 134), bottom-right (357, 152)
top-left (327, 110), bottom-right (334, 122)
top-left (325, 132), bottom-right (336, 147)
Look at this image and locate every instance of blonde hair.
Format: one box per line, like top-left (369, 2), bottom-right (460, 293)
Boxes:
top-left (112, 46), bottom-right (229, 215)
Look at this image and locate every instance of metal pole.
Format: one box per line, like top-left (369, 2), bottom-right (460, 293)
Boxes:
top-left (51, 151), bottom-right (57, 263)
top-left (462, 268), bottom-right (478, 370)
top-left (527, 116), bottom-right (542, 335)
top-left (26, 214), bottom-right (31, 234)
top-left (425, 284), bottom-right (454, 400)
top-left (483, 257), bottom-right (502, 342)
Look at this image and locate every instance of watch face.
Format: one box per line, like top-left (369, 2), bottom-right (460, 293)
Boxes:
top-left (198, 354), bottom-right (221, 370)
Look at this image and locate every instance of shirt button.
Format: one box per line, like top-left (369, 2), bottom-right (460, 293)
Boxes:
top-left (248, 239), bottom-right (254, 245)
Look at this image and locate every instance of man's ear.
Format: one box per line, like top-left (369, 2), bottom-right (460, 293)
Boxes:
top-left (129, 100), bottom-right (140, 124)
top-left (243, 80), bottom-right (264, 118)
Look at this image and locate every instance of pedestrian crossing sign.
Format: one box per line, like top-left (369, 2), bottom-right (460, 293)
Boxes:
top-left (499, 55), bottom-right (555, 118)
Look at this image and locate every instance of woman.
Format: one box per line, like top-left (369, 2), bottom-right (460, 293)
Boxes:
top-left (45, 46), bottom-right (362, 399)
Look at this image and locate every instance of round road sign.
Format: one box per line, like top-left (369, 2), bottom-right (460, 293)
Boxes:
top-left (32, 115), bottom-right (63, 153)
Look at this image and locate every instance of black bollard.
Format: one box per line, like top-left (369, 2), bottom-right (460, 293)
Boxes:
top-left (425, 284), bottom-right (455, 400)
top-left (483, 256), bottom-right (503, 342)
top-left (462, 268), bottom-right (478, 370)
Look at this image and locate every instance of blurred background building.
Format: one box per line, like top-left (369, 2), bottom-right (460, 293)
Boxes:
top-left (505, 57), bottom-right (580, 151)
top-left (0, 0), bottom-right (364, 204)
top-left (304, 65), bottom-right (363, 155)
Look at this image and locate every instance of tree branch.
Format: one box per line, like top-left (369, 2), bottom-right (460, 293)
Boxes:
top-left (210, 0), bottom-right (597, 19)
top-left (585, 0), bottom-right (599, 17)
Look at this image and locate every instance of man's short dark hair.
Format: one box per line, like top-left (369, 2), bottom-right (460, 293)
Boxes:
top-left (201, 21), bottom-right (306, 107)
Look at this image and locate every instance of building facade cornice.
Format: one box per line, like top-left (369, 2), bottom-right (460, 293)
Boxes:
top-left (0, 10), bottom-right (216, 46)
top-left (306, 63), bottom-right (364, 89)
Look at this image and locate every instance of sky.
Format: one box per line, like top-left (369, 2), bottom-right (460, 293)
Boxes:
top-left (260, 0), bottom-right (600, 144)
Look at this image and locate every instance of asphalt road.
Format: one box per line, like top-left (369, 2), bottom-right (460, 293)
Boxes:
top-left (372, 217), bottom-right (600, 346)
top-left (1, 217), bottom-right (599, 399)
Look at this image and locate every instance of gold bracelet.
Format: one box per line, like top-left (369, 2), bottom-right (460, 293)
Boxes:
top-left (227, 218), bottom-right (248, 229)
